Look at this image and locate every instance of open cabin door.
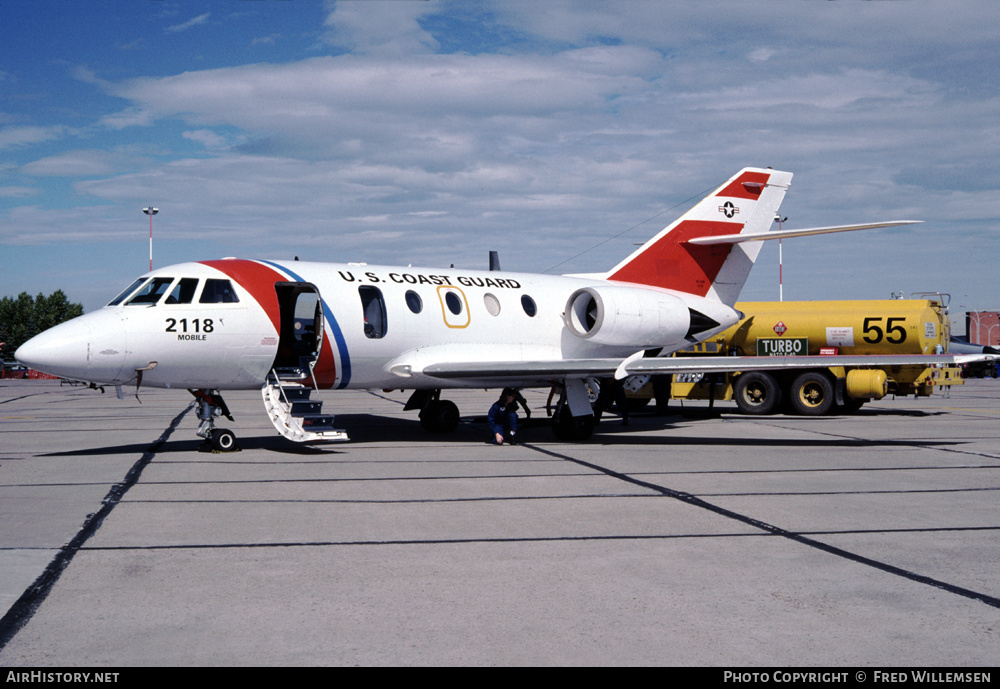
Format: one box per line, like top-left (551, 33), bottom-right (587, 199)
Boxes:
top-left (272, 282), bottom-right (324, 377)
top-left (263, 282), bottom-right (347, 443)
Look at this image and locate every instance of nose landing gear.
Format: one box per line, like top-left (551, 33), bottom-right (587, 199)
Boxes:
top-left (190, 389), bottom-right (241, 452)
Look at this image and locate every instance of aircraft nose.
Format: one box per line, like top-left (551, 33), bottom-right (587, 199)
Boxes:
top-left (15, 309), bottom-right (126, 383)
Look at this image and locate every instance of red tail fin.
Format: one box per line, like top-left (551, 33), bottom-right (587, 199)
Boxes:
top-left (605, 168), bottom-right (792, 305)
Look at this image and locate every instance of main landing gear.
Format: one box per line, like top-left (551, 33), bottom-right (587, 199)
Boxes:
top-left (550, 379), bottom-right (596, 442)
top-left (406, 389), bottom-right (460, 433)
top-left (190, 389), bottom-right (240, 452)
top-left (404, 384), bottom-right (598, 442)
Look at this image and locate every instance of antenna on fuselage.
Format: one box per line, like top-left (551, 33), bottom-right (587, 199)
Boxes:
top-left (489, 250), bottom-right (501, 271)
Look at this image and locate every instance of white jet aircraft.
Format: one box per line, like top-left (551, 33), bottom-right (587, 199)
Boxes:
top-left (15, 167), bottom-right (968, 450)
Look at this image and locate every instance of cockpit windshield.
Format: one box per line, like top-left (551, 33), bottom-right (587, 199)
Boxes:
top-left (200, 279), bottom-right (239, 303)
top-left (108, 276), bottom-right (239, 307)
top-left (126, 277), bottom-right (174, 305)
top-left (165, 278), bottom-right (199, 305)
top-left (107, 278), bottom-right (148, 306)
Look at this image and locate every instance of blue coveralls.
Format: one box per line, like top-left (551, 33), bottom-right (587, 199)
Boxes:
top-left (488, 402), bottom-right (518, 443)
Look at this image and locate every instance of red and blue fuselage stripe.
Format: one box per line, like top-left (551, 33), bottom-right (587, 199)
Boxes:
top-left (259, 260), bottom-right (352, 389)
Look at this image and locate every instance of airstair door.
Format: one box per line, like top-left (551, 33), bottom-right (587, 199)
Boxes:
top-left (272, 282), bottom-right (324, 377)
top-left (263, 282), bottom-right (347, 443)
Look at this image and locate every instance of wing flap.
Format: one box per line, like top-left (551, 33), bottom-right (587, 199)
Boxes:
top-left (420, 359), bottom-right (621, 380)
top-left (420, 353), bottom-right (992, 381)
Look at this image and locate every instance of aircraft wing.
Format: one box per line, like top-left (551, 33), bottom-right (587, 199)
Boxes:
top-left (420, 353), bottom-right (994, 382)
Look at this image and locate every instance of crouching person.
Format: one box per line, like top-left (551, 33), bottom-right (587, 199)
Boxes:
top-left (488, 388), bottom-right (520, 445)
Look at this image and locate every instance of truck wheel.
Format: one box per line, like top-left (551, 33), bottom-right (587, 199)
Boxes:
top-left (735, 372), bottom-right (781, 415)
top-left (790, 372), bottom-right (834, 416)
top-left (839, 397), bottom-right (865, 413)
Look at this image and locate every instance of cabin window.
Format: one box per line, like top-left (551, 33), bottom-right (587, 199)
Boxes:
top-left (405, 290), bottom-right (422, 314)
top-left (445, 291), bottom-right (463, 316)
top-left (126, 277), bottom-right (174, 305)
top-left (165, 278), bottom-right (199, 305)
top-left (521, 295), bottom-right (537, 317)
top-left (108, 278), bottom-right (148, 306)
top-left (359, 286), bottom-right (388, 339)
top-left (484, 293), bottom-right (501, 316)
top-left (200, 279), bottom-right (239, 304)
top-left (437, 286), bottom-right (470, 329)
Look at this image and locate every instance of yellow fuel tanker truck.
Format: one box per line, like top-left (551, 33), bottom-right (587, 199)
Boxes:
top-left (659, 296), bottom-right (962, 415)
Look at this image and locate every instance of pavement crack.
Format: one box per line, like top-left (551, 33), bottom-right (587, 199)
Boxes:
top-left (0, 404), bottom-right (192, 651)
top-left (521, 442), bottom-right (1000, 610)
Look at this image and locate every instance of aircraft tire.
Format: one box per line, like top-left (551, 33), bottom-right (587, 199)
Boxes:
top-left (420, 400), bottom-right (460, 433)
top-left (734, 372), bottom-right (781, 415)
top-left (789, 371), bottom-right (835, 416)
top-left (620, 396), bottom-right (651, 413)
top-left (552, 409), bottom-right (595, 441)
top-left (211, 428), bottom-right (238, 452)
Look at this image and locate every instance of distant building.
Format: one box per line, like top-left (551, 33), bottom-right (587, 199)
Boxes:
top-left (966, 311), bottom-right (1000, 346)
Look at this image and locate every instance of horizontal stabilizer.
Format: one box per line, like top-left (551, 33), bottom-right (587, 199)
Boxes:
top-left (685, 221), bottom-right (921, 246)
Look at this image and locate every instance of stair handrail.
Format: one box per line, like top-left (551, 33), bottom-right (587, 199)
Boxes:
top-left (307, 353), bottom-right (321, 394)
top-left (269, 368), bottom-right (292, 406)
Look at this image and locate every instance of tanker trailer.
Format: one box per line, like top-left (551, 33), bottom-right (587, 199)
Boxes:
top-left (665, 297), bottom-right (962, 415)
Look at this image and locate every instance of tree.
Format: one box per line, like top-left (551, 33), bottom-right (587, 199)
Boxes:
top-left (0, 290), bottom-right (84, 360)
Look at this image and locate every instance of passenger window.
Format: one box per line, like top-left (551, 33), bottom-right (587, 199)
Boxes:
top-left (200, 279), bottom-right (239, 304)
top-left (359, 286), bottom-right (388, 339)
top-left (445, 292), bottom-right (463, 316)
top-left (436, 286), bottom-right (470, 329)
top-left (108, 278), bottom-right (148, 306)
top-left (405, 290), bottom-right (422, 314)
top-left (126, 277), bottom-right (174, 305)
top-left (521, 295), bottom-right (537, 317)
top-left (484, 293), bottom-right (501, 316)
top-left (165, 278), bottom-right (199, 305)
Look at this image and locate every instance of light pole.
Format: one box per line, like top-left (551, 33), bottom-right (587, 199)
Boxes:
top-left (775, 214), bottom-right (788, 301)
top-left (143, 207), bottom-right (158, 272)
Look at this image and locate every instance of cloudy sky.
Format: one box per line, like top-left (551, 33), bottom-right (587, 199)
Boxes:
top-left (2, 1), bottom-right (998, 329)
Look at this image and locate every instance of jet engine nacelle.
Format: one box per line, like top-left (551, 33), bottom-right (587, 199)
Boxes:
top-left (564, 285), bottom-right (694, 348)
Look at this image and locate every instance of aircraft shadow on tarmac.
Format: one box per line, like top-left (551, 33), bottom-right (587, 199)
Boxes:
top-left (40, 436), bottom-right (346, 457)
top-left (37, 408), bottom-right (961, 457)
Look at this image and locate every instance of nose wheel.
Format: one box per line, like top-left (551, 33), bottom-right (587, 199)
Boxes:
top-left (206, 428), bottom-right (238, 452)
top-left (191, 389), bottom-right (241, 453)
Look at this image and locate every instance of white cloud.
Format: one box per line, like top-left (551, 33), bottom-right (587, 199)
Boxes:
top-left (3, 0), bottom-right (1000, 313)
top-left (0, 185), bottom-right (37, 198)
top-left (21, 150), bottom-right (123, 177)
top-left (323, 1), bottom-right (438, 55)
top-left (100, 108), bottom-right (155, 130)
top-left (182, 129), bottom-right (228, 149)
top-left (748, 48), bottom-right (777, 63)
top-left (166, 13), bottom-right (210, 34)
top-left (683, 69), bottom-right (939, 112)
top-left (0, 125), bottom-right (71, 151)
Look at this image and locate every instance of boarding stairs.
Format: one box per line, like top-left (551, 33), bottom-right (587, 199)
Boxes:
top-left (262, 359), bottom-right (348, 443)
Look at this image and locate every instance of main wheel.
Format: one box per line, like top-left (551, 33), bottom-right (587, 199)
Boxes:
top-left (734, 372), bottom-right (781, 415)
top-left (789, 372), bottom-right (834, 416)
top-left (210, 428), bottom-right (238, 452)
top-left (419, 399), bottom-right (460, 433)
top-left (552, 408), bottom-right (595, 441)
